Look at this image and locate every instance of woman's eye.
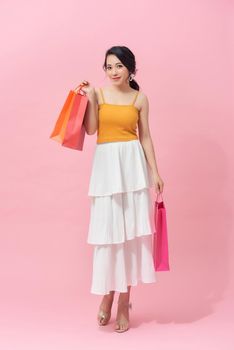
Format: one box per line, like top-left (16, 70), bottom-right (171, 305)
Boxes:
top-left (106, 65), bottom-right (122, 70)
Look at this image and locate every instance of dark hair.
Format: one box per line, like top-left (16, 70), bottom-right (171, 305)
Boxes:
top-left (102, 46), bottom-right (140, 91)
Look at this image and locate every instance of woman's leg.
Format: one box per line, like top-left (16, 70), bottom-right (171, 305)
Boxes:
top-left (97, 290), bottom-right (115, 325)
top-left (115, 285), bottom-right (132, 332)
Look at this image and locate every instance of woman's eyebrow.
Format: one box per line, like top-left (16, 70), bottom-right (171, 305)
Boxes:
top-left (106, 62), bottom-right (122, 66)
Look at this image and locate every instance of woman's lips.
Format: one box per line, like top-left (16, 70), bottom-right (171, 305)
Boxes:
top-left (112, 77), bottom-right (121, 80)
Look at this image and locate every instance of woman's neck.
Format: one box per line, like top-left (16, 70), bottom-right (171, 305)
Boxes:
top-left (109, 84), bottom-right (133, 93)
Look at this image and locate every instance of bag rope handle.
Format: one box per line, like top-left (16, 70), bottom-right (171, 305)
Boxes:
top-left (73, 82), bottom-right (88, 95)
top-left (156, 191), bottom-right (164, 202)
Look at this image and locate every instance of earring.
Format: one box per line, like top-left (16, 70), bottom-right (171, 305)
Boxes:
top-left (128, 74), bottom-right (134, 82)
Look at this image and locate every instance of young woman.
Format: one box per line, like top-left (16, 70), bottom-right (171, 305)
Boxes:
top-left (75, 46), bottom-right (164, 333)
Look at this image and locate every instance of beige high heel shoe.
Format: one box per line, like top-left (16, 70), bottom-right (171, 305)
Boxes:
top-left (97, 293), bottom-right (115, 326)
top-left (97, 307), bottom-right (111, 326)
top-left (115, 300), bottom-right (132, 333)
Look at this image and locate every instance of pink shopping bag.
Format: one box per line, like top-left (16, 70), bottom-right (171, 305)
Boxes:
top-left (153, 192), bottom-right (170, 271)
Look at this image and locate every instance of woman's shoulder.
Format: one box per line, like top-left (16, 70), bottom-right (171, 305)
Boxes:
top-left (135, 90), bottom-right (148, 102)
top-left (94, 86), bottom-right (108, 99)
top-left (94, 87), bottom-right (103, 105)
top-left (136, 91), bottom-right (149, 112)
top-left (94, 86), bottom-right (148, 109)
top-left (132, 89), bottom-right (149, 111)
top-left (128, 88), bottom-right (149, 105)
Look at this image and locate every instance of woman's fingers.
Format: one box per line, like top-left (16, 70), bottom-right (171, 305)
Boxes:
top-left (80, 80), bottom-right (89, 85)
top-left (74, 80), bottom-right (89, 93)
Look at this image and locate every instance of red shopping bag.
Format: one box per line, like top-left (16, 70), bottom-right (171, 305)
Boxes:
top-left (50, 86), bottom-right (88, 151)
top-left (153, 192), bottom-right (170, 271)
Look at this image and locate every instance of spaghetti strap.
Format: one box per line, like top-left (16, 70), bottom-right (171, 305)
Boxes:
top-left (100, 88), bottom-right (105, 104)
top-left (131, 91), bottom-right (139, 106)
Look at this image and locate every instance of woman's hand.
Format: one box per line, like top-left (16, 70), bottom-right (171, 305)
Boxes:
top-left (74, 80), bottom-right (95, 99)
top-left (152, 173), bottom-right (164, 194)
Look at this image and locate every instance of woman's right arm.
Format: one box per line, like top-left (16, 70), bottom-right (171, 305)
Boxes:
top-left (74, 82), bottom-right (98, 135)
top-left (83, 90), bottom-right (98, 135)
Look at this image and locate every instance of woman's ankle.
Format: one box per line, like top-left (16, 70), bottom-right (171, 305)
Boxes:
top-left (118, 292), bottom-right (131, 304)
top-left (103, 291), bottom-right (115, 302)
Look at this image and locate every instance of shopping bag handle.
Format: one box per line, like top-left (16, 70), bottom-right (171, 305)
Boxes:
top-left (73, 83), bottom-right (86, 96)
top-left (156, 191), bottom-right (164, 202)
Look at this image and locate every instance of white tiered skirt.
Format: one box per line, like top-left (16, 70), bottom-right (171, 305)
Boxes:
top-left (87, 139), bottom-right (157, 295)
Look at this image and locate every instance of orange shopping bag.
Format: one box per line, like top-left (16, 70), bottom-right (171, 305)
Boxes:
top-left (50, 86), bottom-right (88, 151)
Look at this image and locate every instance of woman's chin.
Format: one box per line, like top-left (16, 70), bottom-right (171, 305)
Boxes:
top-left (112, 78), bottom-right (121, 83)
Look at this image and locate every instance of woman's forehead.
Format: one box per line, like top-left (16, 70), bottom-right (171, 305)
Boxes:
top-left (106, 55), bottom-right (122, 65)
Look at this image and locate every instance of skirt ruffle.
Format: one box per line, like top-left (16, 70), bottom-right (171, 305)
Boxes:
top-left (90, 235), bottom-right (156, 295)
top-left (87, 188), bottom-right (153, 245)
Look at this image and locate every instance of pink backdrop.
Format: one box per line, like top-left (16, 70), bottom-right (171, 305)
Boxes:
top-left (0, 0), bottom-right (233, 348)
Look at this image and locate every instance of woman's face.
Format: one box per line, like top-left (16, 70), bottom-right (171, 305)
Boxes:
top-left (105, 54), bottom-right (130, 86)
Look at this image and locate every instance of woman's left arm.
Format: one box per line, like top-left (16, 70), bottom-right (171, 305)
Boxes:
top-left (138, 93), bottom-right (164, 193)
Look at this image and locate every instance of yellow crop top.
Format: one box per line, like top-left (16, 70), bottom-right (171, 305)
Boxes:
top-left (96, 88), bottom-right (140, 144)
